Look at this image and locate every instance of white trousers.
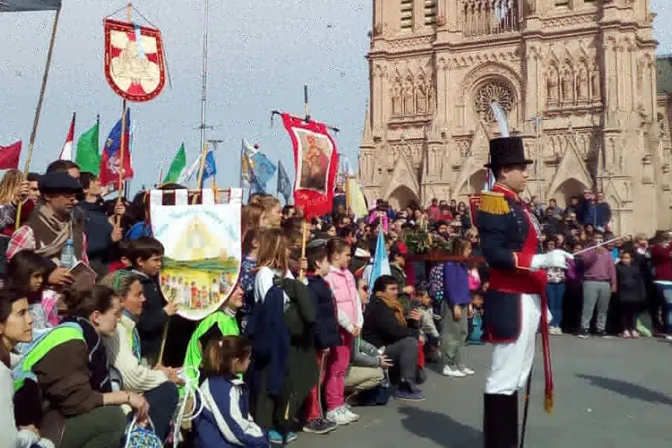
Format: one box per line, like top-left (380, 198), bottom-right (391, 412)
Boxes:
top-left (485, 293), bottom-right (541, 395)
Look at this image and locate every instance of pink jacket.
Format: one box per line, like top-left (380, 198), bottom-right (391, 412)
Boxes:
top-left (325, 266), bottom-right (363, 334)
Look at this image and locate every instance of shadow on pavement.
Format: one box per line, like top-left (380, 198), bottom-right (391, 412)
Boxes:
top-left (577, 373), bottom-right (672, 406)
top-left (398, 406), bottom-right (482, 447)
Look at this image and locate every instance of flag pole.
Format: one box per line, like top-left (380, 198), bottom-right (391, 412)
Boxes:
top-left (298, 85), bottom-right (311, 281)
top-left (16, 6), bottom-right (63, 230)
top-left (22, 7), bottom-right (62, 175)
top-left (195, 0), bottom-right (210, 193)
top-left (116, 3), bottom-right (132, 226)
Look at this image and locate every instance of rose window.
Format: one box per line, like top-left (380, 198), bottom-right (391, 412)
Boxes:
top-left (474, 82), bottom-right (514, 123)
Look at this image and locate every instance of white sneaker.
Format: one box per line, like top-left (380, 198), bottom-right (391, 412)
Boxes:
top-left (326, 406), bottom-right (356, 425)
top-left (442, 365), bottom-right (466, 378)
top-left (460, 366), bottom-right (475, 375)
top-left (342, 406), bottom-right (360, 422)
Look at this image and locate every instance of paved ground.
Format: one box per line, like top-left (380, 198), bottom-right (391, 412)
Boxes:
top-left (294, 335), bottom-right (672, 448)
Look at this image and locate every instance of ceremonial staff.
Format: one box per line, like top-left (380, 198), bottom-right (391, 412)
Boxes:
top-left (16, 5), bottom-right (63, 229)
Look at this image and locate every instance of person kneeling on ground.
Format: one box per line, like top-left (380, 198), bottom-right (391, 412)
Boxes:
top-left (361, 275), bottom-right (424, 402)
top-left (344, 279), bottom-right (388, 406)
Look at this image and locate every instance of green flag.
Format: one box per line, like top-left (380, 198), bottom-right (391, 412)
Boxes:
top-left (75, 119), bottom-right (100, 175)
top-left (163, 143), bottom-right (187, 184)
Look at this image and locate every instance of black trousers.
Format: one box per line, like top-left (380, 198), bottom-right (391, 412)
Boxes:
top-left (144, 381), bottom-right (179, 442)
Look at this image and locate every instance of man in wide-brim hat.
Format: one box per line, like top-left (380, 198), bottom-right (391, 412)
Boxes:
top-left (477, 136), bottom-right (572, 448)
top-left (7, 172), bottom-right (86, 288)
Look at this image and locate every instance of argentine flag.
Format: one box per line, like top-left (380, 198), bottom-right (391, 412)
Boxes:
top-left (368, 230), bottom-right (391, 289)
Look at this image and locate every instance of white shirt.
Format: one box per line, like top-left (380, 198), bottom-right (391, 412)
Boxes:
top-left (254, 266), bottom-right (294, 304)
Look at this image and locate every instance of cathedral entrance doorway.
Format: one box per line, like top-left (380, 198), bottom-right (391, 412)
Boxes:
top-left (551, 178), bottom-right (589, 208)
top-left (388, 185), bottom-right (420, 210)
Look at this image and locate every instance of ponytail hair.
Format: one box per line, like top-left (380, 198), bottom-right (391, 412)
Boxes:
top-left (62, 285), bottom-right (118, 319)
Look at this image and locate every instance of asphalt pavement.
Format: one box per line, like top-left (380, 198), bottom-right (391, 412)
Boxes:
top-left (293, 335), bottom-right (672, 448)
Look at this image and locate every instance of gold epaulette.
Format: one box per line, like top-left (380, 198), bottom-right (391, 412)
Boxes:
top-left (479, 191), bottom-right (510, 215)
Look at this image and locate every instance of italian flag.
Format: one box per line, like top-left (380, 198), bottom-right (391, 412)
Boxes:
top-left (163, 143), bottom-right (187, 184)
top-left (59, 112), bottom-right (76, 160)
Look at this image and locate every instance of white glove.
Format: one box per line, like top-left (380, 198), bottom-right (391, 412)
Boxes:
top-left (530, 250), bottom-right (574, 271)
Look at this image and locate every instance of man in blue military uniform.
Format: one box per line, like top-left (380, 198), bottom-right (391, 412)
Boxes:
top-left (477, 136), bottom-right (572, 448)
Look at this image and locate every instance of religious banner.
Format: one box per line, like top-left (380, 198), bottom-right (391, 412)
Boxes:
top-left (104, 18), bottom-right (166, 102)
top-left (281, 113), bottom-right (338, 219)
top-left (150, 189), bottom-right (242, 321)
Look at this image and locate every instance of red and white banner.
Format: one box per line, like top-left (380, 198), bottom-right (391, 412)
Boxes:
top-left (104, 19), bottom-right (166, 103)
top-left (59, 112), bottom-right (75, 160)
top-left (0, 141), bottom-right (21, 170)
top-left (281, 113), bottom-right (338, 220)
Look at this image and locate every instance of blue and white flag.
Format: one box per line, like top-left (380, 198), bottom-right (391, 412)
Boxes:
top-left (277, 160), bottom-right (292, 202)
top-left (203, 150), bottom-right (217, 181)
top-left (368, 230), bottom-right (391, 288)
top-left (251, 152), bottom-right (276, 188)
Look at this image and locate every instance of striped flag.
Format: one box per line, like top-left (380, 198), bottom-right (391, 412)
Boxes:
top-left (59, 112), bottom-right (75, 160)
top-left (368, 230), bottom-right (391, 288)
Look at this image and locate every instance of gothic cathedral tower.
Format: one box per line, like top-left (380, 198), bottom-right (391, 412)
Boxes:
top-left (360, 0), bottom-right (672, 235)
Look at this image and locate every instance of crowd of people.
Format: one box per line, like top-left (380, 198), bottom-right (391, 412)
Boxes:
top-left (0, 158), bottom-right (670, 448)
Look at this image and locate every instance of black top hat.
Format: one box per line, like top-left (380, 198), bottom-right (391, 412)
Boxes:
top-left (484, 137), bottom-right (533, 169)
top-left (38, 172), bottom-right (82, 194)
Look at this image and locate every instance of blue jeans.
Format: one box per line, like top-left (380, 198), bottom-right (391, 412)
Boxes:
top-left (546, 282), bottom-right (566, 328)
top-left (656, 284), bottom-right (672, 333)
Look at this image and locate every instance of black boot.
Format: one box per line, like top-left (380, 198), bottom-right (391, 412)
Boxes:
top-left (483, 392), bottom-right (519, 448)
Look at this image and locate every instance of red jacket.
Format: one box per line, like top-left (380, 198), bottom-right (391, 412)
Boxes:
top-left (650, 243), bottom-right (672, 281)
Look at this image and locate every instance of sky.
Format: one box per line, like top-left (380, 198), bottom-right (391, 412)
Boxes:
top-left (1, 1), bottom-right (671, 195)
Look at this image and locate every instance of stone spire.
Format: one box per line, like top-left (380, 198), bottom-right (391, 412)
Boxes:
top-left (361, 99), bottom-right (374, 147)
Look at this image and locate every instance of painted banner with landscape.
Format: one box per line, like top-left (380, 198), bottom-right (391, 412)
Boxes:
top-left (150, 200), bottom-right (241, 321)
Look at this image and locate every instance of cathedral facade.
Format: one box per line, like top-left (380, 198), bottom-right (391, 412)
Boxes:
top-left (359, 0), bottom-right (672, 236)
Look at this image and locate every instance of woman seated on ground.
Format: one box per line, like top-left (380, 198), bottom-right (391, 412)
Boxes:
top-left (100, 270), bottom-right (181, 443)
top-left (14, 286), bottom-right (147, 448)
top-left (361, 275), bottom-right (424, 403)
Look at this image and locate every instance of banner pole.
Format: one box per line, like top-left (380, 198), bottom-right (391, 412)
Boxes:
top-left (16, 7), bottom-right (62, 230)
top-left (304, 84), bottom-right (310, 122)
top-left (115, 3), bottom-right (132, 227)
top-left (299, 220), bottom-right (308, 281)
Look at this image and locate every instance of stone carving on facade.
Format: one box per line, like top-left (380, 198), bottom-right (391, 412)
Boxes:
top-left (416, 83), bottom-right (427, 114)
top-left (577, 66), bottom-right (589, 101)
top-left (474, 81), bottom-right (515, 123)
top-left (546, 66), bottom-right (559, 106)
top-left (391, 82), bottom-right (402, 116)
top-left (541, 14), bottom-right (596, 29)
top-left (561, 66), bottom-right (574, 103)
top-left (403, 81), bottom-right (415, 115)
top-left (590, 65), bottom-right (601, 100)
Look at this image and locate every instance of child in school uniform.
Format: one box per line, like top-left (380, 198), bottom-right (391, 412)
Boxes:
top-left (194, 336), bottom-right (268, 447)
top-left (302, 244), bottom-right (340, 435)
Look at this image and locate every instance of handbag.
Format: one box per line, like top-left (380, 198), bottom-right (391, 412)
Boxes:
top-left (122, 416), bottom-right (162, 448)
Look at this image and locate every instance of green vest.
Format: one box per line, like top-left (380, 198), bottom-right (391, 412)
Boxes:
top-left (13, 323), bottom-right (84, 391)
top-left (182, 311), bottom-right (240, 385)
